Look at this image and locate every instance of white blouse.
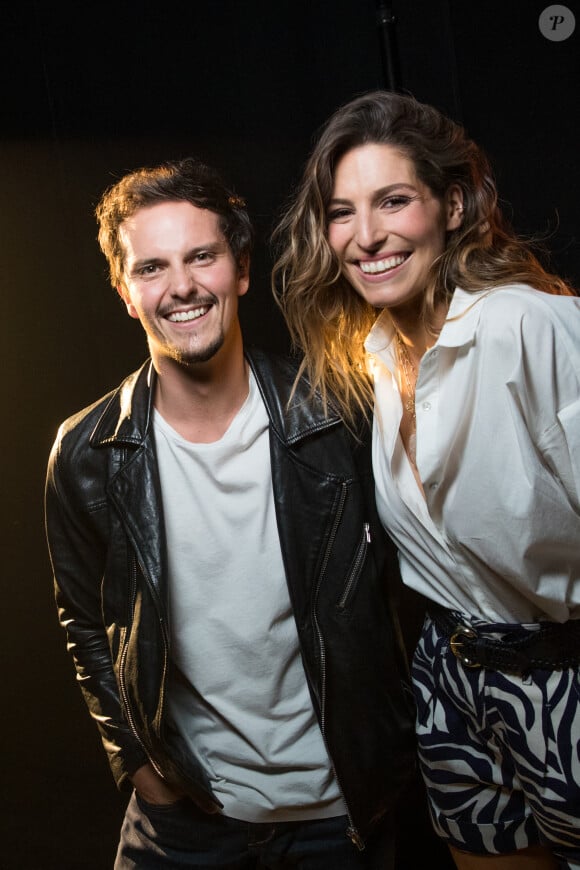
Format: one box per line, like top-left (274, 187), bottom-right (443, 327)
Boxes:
top-left (366, 284), bottom-right (580, 623)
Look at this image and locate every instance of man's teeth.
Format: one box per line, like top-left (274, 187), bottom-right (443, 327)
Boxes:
top-left (167, 307), bottom-right (209, 322)
top-left (360, 255), bottom-right (407, 274)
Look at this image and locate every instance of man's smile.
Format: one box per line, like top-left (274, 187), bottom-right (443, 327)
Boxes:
top-left (165, 305), bottom-right (211, 323)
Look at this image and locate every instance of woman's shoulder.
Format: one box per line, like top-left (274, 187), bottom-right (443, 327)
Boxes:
top-left (472, 284), bottom-right (580, 373)
top-left (479, 282), bottom-right (579, 327)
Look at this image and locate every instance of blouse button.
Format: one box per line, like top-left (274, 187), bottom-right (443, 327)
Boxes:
top-left (422, 401), bottom-right (432, 411)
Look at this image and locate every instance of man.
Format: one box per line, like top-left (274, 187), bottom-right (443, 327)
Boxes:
top-left (45, 158), bottom-right (415, 869)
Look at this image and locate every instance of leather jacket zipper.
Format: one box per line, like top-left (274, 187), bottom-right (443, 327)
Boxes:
top-left (337, 523), bottom-right (371, 611)
top-left (119, 556), bottom-right (144, 747)
top-left (118, 555), bottom-right (168, 783)
top-left (312, 482), bottom-right (365, 851)
top-left (118, 549), bottom-right (220, 806)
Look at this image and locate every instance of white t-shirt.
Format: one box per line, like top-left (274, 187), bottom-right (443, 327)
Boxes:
top-left (366, 284), bottom-right (580, 623)
top-left (153, 371), bottom-right (344, 822)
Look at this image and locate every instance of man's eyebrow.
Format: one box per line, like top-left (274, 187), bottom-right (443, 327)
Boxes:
top-left (184, 242), bottom-right (225, 257)
top-left (328, 183), bottom-right (418, 207)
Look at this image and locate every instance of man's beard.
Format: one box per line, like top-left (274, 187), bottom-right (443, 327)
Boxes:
top-left (166, 331), bottom-right (225, 367)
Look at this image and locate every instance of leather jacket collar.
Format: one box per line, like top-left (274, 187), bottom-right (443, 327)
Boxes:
top-left (89, 347), bottom-right (341, 450)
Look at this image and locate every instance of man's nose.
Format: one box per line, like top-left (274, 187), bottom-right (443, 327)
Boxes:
top-left (170, 263), bottom-right (195, 296)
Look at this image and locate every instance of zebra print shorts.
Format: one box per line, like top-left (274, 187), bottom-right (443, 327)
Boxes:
top-left (412, 614), bottom-right (580, 867)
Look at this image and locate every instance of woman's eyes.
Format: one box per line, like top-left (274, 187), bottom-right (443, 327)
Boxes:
top-left (327, 195), bottom-right (414, 222)
top-left (327, 207), bottom-right (353, 222)
top-left (382, 195), bottom-right (413, 210)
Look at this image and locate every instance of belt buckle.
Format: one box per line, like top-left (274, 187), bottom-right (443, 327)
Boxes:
top-left (449, 625), bottom-right (481, 668)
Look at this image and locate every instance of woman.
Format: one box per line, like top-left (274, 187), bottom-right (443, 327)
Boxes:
top-left (273, 91), bottom-right (580, 870)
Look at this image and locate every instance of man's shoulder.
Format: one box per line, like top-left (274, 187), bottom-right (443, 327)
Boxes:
top-left (50, 362), bottom-right (150, 460)
top-left (247, 346), bottom-right (336, 421)
top-left (56, 389), bottom-right (118, 441)
top-left (245, 345), bottom-right (369, 447)
top-left (245, 345), bottom-right (300, 378)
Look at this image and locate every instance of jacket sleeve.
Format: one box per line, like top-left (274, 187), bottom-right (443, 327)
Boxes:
top-left (45, 433), bottom-right (148, 790)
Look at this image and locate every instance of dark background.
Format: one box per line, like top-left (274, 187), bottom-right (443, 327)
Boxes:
top-left (1, 1), bottom-right (578, 867)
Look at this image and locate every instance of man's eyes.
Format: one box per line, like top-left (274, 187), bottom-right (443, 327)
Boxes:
top-left (134, 252), bottom-right (216, 277)
top-left (191, 251), bottom-right (214, 263)
top-left (133, 263), bottom-right (162, 278)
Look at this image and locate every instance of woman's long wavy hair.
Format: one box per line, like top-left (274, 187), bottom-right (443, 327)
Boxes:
top-left (272, 91), bottom-right (574, 427)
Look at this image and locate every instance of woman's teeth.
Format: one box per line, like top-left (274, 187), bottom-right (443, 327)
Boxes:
top-left (360, 254), bottom-right (407, 274)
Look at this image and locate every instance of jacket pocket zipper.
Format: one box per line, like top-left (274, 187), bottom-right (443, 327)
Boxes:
top-left (337, 522), bottom-right (371, 611)
top-left (312, 483), bottom-right (365, 850)
top-left (118, 556), bottom-right (144, 747)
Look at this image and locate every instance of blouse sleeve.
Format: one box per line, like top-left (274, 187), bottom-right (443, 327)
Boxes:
top-left (518, 293), bottom-right (580, 512)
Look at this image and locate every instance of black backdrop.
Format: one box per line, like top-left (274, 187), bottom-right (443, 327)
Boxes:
top-left (1, 1), bottom-right (578, 867)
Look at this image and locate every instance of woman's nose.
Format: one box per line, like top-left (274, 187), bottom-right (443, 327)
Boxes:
top-left (354, 212), bottom-right (386, 252)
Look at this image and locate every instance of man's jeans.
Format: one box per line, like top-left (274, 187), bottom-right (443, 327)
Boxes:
top-left (115, 792), bottom-right (395, 869)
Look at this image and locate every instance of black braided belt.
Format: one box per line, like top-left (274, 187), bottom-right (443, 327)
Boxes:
top-left (429, 607), bottom-right (580, 676)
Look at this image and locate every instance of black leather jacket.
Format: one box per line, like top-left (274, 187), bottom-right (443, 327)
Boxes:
top-left (45, 347), bottom-right (415, 847)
